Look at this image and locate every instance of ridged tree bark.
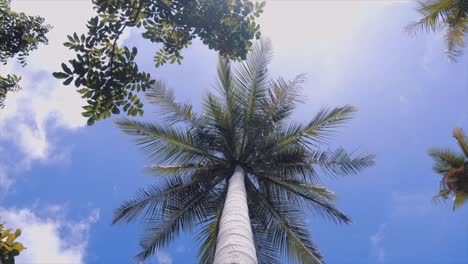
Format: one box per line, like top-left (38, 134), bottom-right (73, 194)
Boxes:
top-left (213, 165), bottom-right (257, 264)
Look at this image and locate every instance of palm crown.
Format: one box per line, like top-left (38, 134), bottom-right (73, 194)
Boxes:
top-left (113, 39), bottom-right (374, 263)
top-left (408, 0), bottom-right (468, 60)
top-left (429, 128), bottom-right (468, 210)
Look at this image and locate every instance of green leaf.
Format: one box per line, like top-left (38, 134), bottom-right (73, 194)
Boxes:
top-left (453, 192), bottom-right (468, 210)
top-left (61, 63), bottom-right (72, 74)
top-left (112, 107), bottom-right (121, 114)
top-left (52, 72), bottom-right (69, 79)
top-left (74, 78), bottom-right (81, 87)
top-left (87, 117), bottom-right (95, 126)
top-left (82, 111), bottom-right (93, 117)
top-left (63, 76), bottom-right (73, 85)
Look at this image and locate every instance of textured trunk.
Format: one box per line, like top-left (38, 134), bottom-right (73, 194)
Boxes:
top-left (213, 165), bottom-right (257, 264)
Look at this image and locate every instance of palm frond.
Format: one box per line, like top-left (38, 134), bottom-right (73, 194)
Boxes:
top-left (246, 178), bottom-right (324, 264)
top-left (303, 106), bottom-right (357, 141)
top-left (214, 57), bottom-right (237, 136)
top-left (235, 38), bottom-right (273, 154)
top-left (202, 92), bottom-right (239, 160)
top-left (407, 0), bottom-right (468, 60)
top-left (248, 143), bottom-right (320, 183)
top-left (432, 187), bottom-right (452, 203)
top-left (145, 80), bottom-right (200, 126)
top-left (250, 215), bottom-right (282, 264)
top-left (267, 106), bottom-right (356, 155)
top-left (136, 177), bottom-right (225, 261)
top-left (234, 38), bottom-right (273, 120)
top-left (265, 74), bottom-right (307, 125)
top-left (453, 128), bottom-right (468, 157)
top-left (254, 174), bottom-right (350, 224)
top-left (407, 0), bottom-right (455, 33)
top-left (428, 147), bottom-right (465, 174)
top-left (429, 127), bottom-right (468, 210)
top-left (113, 174), bottom-right (203, 224)
top-left (115, 118), bottom-right (224, 163)
top-left (308, 148), bottom-right (375, 177)
top-left (444, 0), bottom-right (467, 60)
top-left (453, 191), bottom-right (468, 210)
top-left (196, 214), bottom-right (221, 264)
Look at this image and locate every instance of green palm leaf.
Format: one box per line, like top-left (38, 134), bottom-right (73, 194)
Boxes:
top-left (429, 127), bottom-right (468, 210)
top-left (145, 80), bottom-right (200, 126)
top-left (115, 118), bottom-right (225, 163)
top-left (247, 178), bottom-right (324, 264)
top-left (453, 128), bottom-right (468, 157)
top-left (408, 0), bottom-right (468, 60)
top-left (113, 174), bottom-right (209, 224)
top-left (428, 148), bottom-right (465, 174)
top-left (309, 148), bottom-right (376, 176)
top-left (268, 106), bottom-right (357, 155)
top-left (136, 180), bottom-right (222, 261)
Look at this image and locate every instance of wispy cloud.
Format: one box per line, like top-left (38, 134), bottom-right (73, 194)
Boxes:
top-left (0, 164), bottom-right (13, 192)
top-left (370, 223), bottom-right (387, 264)
top-left (156, 251), bottom-right (173, 264)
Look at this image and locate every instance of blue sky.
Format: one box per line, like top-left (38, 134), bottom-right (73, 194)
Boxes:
top-left (0, 0), bottom-right (467, 263)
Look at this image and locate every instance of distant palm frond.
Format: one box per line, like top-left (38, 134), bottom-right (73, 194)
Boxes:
top-left (407, 0), bottom-right (468, 61)
top-left (429, 127), bottom-right (468, 210)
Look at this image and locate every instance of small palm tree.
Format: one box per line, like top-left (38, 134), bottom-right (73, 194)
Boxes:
top-left (113, 39), bottom-right (374, 263)
top-left (407, 0), bottom-right (468, 60)
top-left (429, 128), bottom-right (468, 210)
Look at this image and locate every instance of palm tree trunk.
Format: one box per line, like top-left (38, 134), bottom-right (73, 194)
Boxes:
top-left (213, 165), bottom-right (257, 264)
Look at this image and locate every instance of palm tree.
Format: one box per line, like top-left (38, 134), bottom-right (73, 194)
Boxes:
top-left (429, 128), bottom-right (468, 210)
top-left (407, 0), bottom-right (468, 61)
top-left (113, 39), bottom-right (374, 263)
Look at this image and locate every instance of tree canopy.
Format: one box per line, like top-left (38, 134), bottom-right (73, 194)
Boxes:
top-left (0, 0), bottom-right (50, 108)
top-left (53, 0), bottom-right (265, 125)
top-left (113, 39), bottom-right (374, 263)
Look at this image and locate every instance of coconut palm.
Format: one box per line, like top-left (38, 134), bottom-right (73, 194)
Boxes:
top-left (113, 39), bottom-right (374, 263)
top-left (429, 128), bottom-right (468, 210)
top-left (407, 0), bottom-right (468, 60)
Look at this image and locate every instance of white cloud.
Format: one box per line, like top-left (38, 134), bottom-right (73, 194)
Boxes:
top-left (9, 1), bottom-right (95, 71)
top-left (156, 251), bottom-right (173, 264)
top-left (0, 205), bottom-right (99, 264)
top-left (0, 164), bottom-right (13, 192)
top-left (259, 1), bottom-right (393, 90)
top-left (370, 223), bottom-right (387, 264)
top-left (0, 1), bottom-right (132, 184)
top-left (0, 2), bottom-right (97, 163)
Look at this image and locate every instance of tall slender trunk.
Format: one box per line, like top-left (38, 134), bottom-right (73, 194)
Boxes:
top-left (213, 165), bottom-right (257, 264)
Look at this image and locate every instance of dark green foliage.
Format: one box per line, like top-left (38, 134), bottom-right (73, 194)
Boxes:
top-left (0, 75), bottom-right (21, 108)
top-left (113, 39), bottom-right (374, 263)
top-left (54, 0), bottom-right (265, 125)
top-left (0, 0), bottom-right (50, 108)
top-left (408, 0), bottom-right (468, 60)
